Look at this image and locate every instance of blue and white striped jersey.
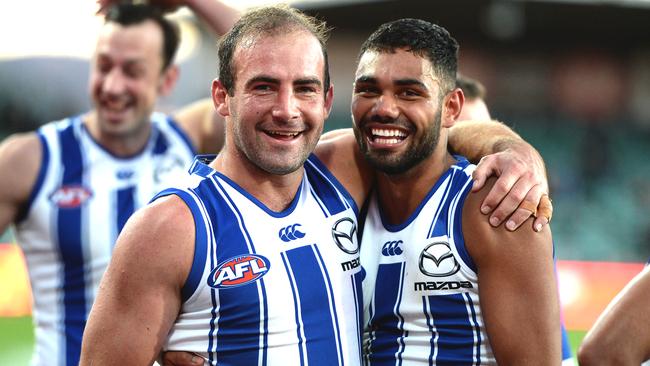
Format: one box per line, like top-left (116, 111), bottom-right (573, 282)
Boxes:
top-left (359, 157), bottom-right (573, 365)
top-left (157, 155), bottom-right (364, 366)
top-left (14, 113), bottom-right (195, 366)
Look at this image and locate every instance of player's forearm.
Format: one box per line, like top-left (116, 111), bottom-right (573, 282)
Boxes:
top-left (578, 267), bottom-right (650, 365)
top-left (185, 0), bottom-right (240, 36)
top-left (448, 119), bottom-right (523, 162)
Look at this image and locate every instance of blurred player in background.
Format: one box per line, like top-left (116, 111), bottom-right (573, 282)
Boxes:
top-left (456, 73), bottom-right (491, 121)
top-left (0, 1), bottom-right (239, 365)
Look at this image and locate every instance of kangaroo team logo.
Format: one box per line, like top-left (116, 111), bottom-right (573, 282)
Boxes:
top-left (208, 254), bottom-right (270, 289)
top-left (331, 217), bottom-right (358, 254)
top-left (50, 185), bottom-right (93, 208)
top-left (419, 242), bottom-right (460, 277)
top-left (279, 224), bottom-right (305, 242)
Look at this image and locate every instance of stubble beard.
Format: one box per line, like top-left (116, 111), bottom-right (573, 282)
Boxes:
top-left (354, 111), bottom-right (442, 175)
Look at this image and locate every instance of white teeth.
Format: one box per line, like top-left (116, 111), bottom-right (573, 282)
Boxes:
top-left (374, 137), bottom-right (401, 144)
top-left (269, 131), bottom-right (299, 137)
top-left (371, 128), bottom-right (406, 137)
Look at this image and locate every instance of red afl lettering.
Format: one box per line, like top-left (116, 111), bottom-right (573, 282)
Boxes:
top-left (208, 254), bottom-right (271, 289)
top-left (49, 186), bottom-right (93, 208)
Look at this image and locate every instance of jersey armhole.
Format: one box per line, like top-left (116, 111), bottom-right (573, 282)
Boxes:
top-left (16, 133), bottom-right (50, 224)
top-left (153, 188), bottom-right (208, 303)
top-left (452, 181), bottom-right (478, 273)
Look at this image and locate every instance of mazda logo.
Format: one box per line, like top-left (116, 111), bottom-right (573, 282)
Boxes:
top-left (419, 241), bottom-right (460, 277)
top-left (331, 217), bottom-right (358, 254)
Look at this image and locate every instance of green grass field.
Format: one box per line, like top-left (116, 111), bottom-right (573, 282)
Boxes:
top-left (0, 316), bottom-right (586, 364)
top-left (0, 317), bottom-right (34, 366)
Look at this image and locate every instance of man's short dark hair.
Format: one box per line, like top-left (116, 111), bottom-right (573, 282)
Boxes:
top-left (358, 18), bottom-right (459, 93)
top-left (218, 5), bottom-right (331, 97)
top-left (105, 4), bottom-right (180, 70)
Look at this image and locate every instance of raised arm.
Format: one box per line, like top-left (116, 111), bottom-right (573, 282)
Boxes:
top-left (449, 119), bottom-right (551, 232)
top-left (578, 265), bottom-right (650, 365)
top-left (463, 178), bottom-right (561, 365)
top-left (170, 0), bottom-right (237, 154)
top-left (184, 0), bottom-right (240, 35)
top-left (79, 196), bottom-right (194, 365)
top-left (0, 133), bottom-right (42, 234)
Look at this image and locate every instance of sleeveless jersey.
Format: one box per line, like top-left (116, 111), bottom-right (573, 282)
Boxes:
top-left (13, 113), bottom-right (196, 366)
top-left (359, 157), bottom-right (573, 365)
top-left (156, 155), bottom-right (364, 366)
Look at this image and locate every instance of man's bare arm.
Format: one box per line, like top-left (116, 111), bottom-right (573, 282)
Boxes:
top-left (578, 266), bottom-right (650, 365)
top-left (449, 120), bottom-right (550, 231)
top-left (174, 98), bottom-right (225, 154)
top-left (0, 133), bottom-right (42, 234)
top-left (184, 0), bottom-right (240, 35)
top-left (79, 196), bottom-right (194, 365)
top-left (463, 178), bottom-right (561, 365)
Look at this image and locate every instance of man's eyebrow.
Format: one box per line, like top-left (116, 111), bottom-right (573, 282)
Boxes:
top-left (394, 78), bottom-right (428, 90)
top-left (294, 77), bottom-right (322, 87)
top-left (355, 76), bottom-right (377, 84)
top-left (245, 76), bottom-right (280, 88)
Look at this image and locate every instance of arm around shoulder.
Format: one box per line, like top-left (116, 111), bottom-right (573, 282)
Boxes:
top-left (0, 132), bottom-right (42, 233)
top-left (79, 195), bottom-right (195, 366)
top-left (314, 128), bottom-right (373, 209)
top-left (463, 178), bottom-right (561, 365)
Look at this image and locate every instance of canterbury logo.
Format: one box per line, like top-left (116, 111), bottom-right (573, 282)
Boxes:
top-left (419, 242), bottom-right (461, 277)
top-left (279, 223), bottom-right (306, 242)
top-left (381, 240), bottom-right (403, 256)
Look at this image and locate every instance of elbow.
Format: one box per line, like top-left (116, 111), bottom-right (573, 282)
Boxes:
top-left (577, 338), bottom-right (639, 366)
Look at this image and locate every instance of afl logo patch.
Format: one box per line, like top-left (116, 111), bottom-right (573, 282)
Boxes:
top-left (208, 254), bottom-right (270, 289)
top-left (49, 185), bottom-right (93, 208)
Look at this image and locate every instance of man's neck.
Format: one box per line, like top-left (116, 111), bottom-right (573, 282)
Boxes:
top-left (83, 112), bottom-right (152, 157)
top-left (376, 152), bottom-right (456, 226)
top-left (210, 145), bottom-right (304, 212)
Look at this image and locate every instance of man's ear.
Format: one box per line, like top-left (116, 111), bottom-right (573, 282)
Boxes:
top-left (323, 84), bottom-right (334, 119)
top-left (158, 65), bottom-right (179, 96)
top-left (212, 79), bottom-right (230, 117)
top-left (442, 88), bottom-right (464, 128)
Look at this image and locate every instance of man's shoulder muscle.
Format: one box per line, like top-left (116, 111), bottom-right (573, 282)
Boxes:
top-left (0, 132), bottom-right (43, 229)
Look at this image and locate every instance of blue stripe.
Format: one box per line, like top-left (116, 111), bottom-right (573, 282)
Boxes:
top-left (16, 133), bottom-right (50, 223)
top-left (285, 245), bottom-right (340, 365)
top-left (428, 293), bottom-right (475, 364)
top-left (561, 323), bottom-right (572, 360)
top-left (422, 297), bottom-right (437, 365)
top-left (352, 270), bottom-right (364, 364)
top-left (313, 245), bottom-right (345, 365)
top-left (152, 188), bottom-right (209, 302)
top-left (464, 293), bottom-right (482, 365)
top-left (367, 262), bottom-right (406, 366)
top-left (282, 253), bottom-right (306, 366)
top-left (56, 123), bottom-right (86, 366)
top-left (451, 177), bottom-right (477, 272)
top-left (202, 177), bottom-right (264, 364)
top-left (427, 170), bottom-right (455, 237)
top-left (116, 186), bottom-right (135, 236)
top-left (167, 116), bottom-right (197, 155)
top-left (152, 128), bottom-right (169, 155)
top-left (309, 185), bottom-right (330, 217)
top-left (306, 155), bottom-right (358, 215)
